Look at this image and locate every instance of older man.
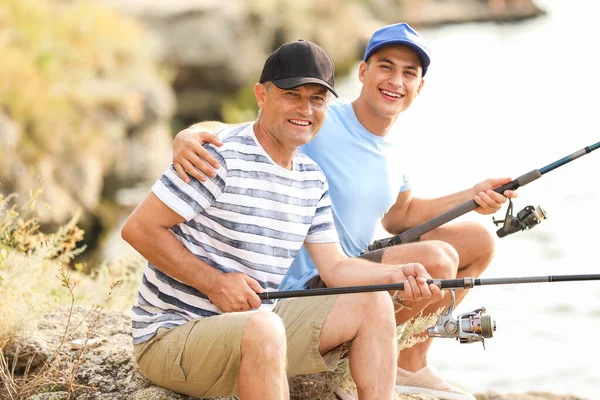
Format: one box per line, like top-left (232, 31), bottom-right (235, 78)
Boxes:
top-left (122, 39), bottom-right (437, 400)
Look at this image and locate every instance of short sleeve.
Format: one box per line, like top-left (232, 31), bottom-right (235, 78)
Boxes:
top-left (399, 173), bottom-right (411, 193)
top-left (305, 180), bottom-right (339, 244)
top-left (151, 145), bottom-right (228, 221)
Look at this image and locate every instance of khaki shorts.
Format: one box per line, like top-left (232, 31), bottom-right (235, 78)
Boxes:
top-left (133, 295), bottom-right (342, 399)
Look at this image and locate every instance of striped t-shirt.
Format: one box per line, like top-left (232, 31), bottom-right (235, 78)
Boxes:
top-left (131, 124), bottom-right (338, 344)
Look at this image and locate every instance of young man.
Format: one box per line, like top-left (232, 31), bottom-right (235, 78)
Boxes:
top-left (122, 39), bottom-right (437, 400)
top-left (171, 24), bottom-right (517, 400)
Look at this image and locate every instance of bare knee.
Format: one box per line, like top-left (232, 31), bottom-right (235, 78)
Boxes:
top-left (463, 222), bottom-right (496, 269)
top-left (382, 241), bottom-right (459, 279)
top-left (422, 240), bottom-right (459, 279)
top-left (242, 311), bottom-right (286, 362)
top-left (356, 291), bottom-right (396, 332)
top-left (463, 221), bottom-right (495, 249)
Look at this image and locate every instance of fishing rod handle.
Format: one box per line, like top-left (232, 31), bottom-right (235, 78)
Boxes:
top-left (494, 169), bottom-right (542, 193)
top-left (366, 201), bottom-right (480, 251)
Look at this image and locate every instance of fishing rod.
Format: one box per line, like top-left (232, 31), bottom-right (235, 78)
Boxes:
top-left (367, 140), bottom-right (600, 251)
top-left (259, 274), bottom-right (600, 300)
top-left (260, 274), bottom-right (600, 348)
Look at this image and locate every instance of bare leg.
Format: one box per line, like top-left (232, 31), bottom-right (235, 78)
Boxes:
top-left (372, 240), bottom-right (458, 371)
top-left (422, 222), bottom-right (495, 309)
top-left (238, 311), bottom-right (289, 400)
top-left (319, 291), bottom-right (397, 400)
top-left (393, 221), bottom-right (495, 372)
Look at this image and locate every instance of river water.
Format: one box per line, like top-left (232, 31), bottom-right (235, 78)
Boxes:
top-left (338, 0), bottom-right (600, 397)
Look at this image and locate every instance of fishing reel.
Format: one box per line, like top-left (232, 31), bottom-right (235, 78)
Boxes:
top-left (493, 199), bottom-right (547, 238)
top-left (427, 290), bottom-right (496, 349)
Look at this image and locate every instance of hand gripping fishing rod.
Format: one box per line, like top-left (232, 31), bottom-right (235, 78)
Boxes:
top-left (259, 274), bottom-right (600, 348)
top-left (367, 141), bottom-right (600, 251)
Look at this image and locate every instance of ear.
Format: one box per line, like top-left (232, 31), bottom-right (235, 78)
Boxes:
top-left (416, 78), bottom-right (425, 95)
top-left (357, 61), bottom-right (368, 84)
top-left (254, 83), bottom-right (267, 109)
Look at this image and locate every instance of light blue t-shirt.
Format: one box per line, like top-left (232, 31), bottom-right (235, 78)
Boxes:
top-left (279, 101), bottom-right (410, 290)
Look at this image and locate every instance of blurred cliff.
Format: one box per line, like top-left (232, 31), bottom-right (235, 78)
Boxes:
top-left (0, 0), bottom-right (176, 259)
top-left (0, 0), bottom-right (545, 260)
top-left (102, 0), bottom-right (545, 123)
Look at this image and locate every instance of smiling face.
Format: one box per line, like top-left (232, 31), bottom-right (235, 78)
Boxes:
top-left (255, 82), bottom-right (329, 150)
top-left (358, 44), bottom-right (425, 120)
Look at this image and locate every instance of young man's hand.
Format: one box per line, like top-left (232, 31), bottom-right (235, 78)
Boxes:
top-left (472, 177), bottom-right (518, 215)
top-left (173, 124), bottom-right (223, 183)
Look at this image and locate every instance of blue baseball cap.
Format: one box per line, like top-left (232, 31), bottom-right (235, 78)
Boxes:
top-left (363, 23), bottom-right (431, 76)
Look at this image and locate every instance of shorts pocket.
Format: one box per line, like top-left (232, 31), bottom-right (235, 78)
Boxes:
top-left (166, 318), bottom-right (229, 385)
top-left (166, 319), bottom-right (200, 382)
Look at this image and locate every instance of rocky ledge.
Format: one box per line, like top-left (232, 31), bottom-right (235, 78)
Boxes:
top-left (2, 307), bottom-right (586, 400)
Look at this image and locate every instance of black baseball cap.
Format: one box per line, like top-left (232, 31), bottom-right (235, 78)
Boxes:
top-left (259, 40), bottom-right (338, 97)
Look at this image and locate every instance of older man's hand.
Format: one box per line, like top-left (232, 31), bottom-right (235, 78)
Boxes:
top-left (206, 272), bottom-right (264, 313)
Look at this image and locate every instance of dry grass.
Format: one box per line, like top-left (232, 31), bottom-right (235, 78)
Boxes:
top-left (396, 308), bottom-right (445, 352)
top-left (0, 189), bottom-right (77, 343)
top-left (0, 188), bottom-right (138, 399)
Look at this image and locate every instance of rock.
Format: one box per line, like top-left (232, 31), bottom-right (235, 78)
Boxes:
top-left (3, 334), bottom-right (52, 372)
top-left (122, 386), bottom-right (189, 400)
top-left (5, 307), bottom-right (364, 400)
top-left (4, 306), bottom-right (585, 400)
top-left (28, 392), bottom-right (69, 400)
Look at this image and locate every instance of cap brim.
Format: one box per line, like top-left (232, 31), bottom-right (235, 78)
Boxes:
top-left (272, 77), bottom-right (338, 98)
top-left (365, 40), bottom-right (430, 75)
